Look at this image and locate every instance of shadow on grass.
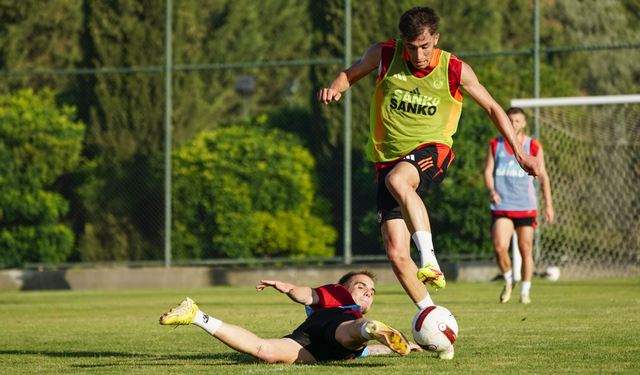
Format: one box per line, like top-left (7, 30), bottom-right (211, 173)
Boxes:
top-left (1, 350), bottom-right (246, 361)
top-left (313, 361), bottom-right (389, 368)
top-left (0, 350), bottom-right (390, 367)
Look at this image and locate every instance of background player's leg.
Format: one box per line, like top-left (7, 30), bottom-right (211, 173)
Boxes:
top-left (515, 225), bottom-right (535, 303)
top-left (493, 217), bottom-right (515, 275)
top-left (493, 217), bottom-right (515, 302)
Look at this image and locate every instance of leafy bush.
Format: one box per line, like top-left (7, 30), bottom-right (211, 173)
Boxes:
top-left (171, 123), bottom-right (336, 260)
top-left (0, 89), bottom-right (84, 264)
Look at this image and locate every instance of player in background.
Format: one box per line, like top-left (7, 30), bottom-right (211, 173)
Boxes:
top-left (159, 270), bottom-right (423, 363)
top-left (483, 107), bottom-right (554, 304)
top-left (317, 6), bottom-right (540, 325)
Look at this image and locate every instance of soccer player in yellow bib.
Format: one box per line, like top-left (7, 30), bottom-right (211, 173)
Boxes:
top-left (318, 7), bottom-right (540, 318)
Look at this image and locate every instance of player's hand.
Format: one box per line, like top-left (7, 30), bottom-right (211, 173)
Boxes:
top-left (489, 190), bottom-right (501, 206)
top-left (256, 280), bottom-right (294, 294)
top-left (517, 154), bottom-right (540, 178)
top-left (545, 206), bottom-right (555, 224)
top-left (317, 87), bottom-right (342, 105)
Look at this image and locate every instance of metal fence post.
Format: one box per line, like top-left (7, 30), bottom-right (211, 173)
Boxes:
top-left (533, 0), bottom-right (541, 261)
top-left (343, 0), bottom-right (352, 265)
top-left (164, 0), bottom-right (173, 268)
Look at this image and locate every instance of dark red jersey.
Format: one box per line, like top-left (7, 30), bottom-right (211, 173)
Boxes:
top-left (306, 284), bottom-right (362, 318)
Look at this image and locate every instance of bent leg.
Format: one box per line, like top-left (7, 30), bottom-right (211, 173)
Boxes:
top-left (384, 162), bottom-right (429, 234)
top-left (334, 318), bottom-right (410, 356)
top-left (384, 161), bottom-right (445, 289)
top-left (382, 219), bottom-right (427, 304)
top-left (334, 318), bottom-right (369, 351)
top-left (214, 322), bottom-right (316, 364)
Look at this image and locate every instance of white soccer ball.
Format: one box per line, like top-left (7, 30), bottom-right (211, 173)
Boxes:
top-left (544, 266), bottom-right (561, 281)
top-left (411, 306), bottom-right (458, 352)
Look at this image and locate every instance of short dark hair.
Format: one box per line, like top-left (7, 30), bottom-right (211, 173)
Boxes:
top-left (338, 269), bottom-right (377, 287)
top-left (506, 107), bottom-right (526, 116)
top-left (398, 7), bottom-right (440, 41)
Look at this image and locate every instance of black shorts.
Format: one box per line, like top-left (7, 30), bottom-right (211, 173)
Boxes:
top-left (284, 307), bottom-right (364, 362)
top-left (491, 213), bottom-right (537, 229)
top-left (376, 144), bottom-right (454, 226)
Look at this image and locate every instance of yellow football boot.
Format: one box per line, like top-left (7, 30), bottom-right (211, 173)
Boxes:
top-left (159, 297), bottom-right (199, 325)
top-left (417, 264), bottom-right (446, 289)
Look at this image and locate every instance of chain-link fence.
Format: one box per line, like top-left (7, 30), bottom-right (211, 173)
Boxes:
top-left (528, 102), bottom-right (640, 278)
top-left (1, 0), bottom-right (639, 271)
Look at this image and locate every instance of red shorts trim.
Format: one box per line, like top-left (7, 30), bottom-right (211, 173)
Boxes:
top-left (491, 210), bottom-right (538, 219)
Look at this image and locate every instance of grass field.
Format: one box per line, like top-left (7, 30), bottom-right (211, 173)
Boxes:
top-left (2, 277), bottom-right (639, 374)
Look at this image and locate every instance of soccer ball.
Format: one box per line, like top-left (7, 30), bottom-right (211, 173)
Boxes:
top-left (544, 266), bottom-right (561, 281)
top-left (411, 306), bottom-right (458, 352)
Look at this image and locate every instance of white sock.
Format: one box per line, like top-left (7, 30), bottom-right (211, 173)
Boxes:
top-left (361, 322), bottom-right (374, 340)
top-left (415, 295), bottom-right (435, 310)
top-left (520, 281), bottom-right (531, 296)
top-left (413, 231), bottom-right (438, 267)
top-left (193, 310), bottom-right (222, 336)
top-left (503, 270), bottom-right (514, 286)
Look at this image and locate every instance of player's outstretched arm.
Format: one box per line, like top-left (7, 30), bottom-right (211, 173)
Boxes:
top-left (256, 280), bottom-right (319, 306)
top-left (460, 61), bottom-right (540, 177)
top-left (317, 42), bottom-right (382, 105)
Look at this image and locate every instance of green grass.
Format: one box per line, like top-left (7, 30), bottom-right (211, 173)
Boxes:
top-left (1, 278), bottom-right (639, 374)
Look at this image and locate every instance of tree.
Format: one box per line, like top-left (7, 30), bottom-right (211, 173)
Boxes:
top-left (0, 89), bottom-right (84, 264)
top-left (0, 0), bottom-right (83, 95)
top-left (172, 0), bottom-right (314, 135)
top-left (73, 0), bottom-right (318, 262)
top-left (546, 0), bottom-right (640, 95)
top-left (171, 121), bottom-right (336, 260)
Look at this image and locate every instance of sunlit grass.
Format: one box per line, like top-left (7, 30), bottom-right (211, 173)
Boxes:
top-left (1, 278), bottom-right (639, 374)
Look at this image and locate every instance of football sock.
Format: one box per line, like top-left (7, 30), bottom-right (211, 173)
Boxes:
top-left (503, 270), bottom-right (514, 285)
top-left (413, 231), bottom-right (438, 267)
top-left (193, 310), bottom-right (222, 335)
top-left (415, 295), bottom-right (435, 310)
top-left (361, 323), bottom-right (374, 340)
top-left (520, 281), bottom-right (531, 296)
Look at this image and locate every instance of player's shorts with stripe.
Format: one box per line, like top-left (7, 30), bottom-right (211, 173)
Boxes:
top-left (376, 143), bottom-right (454, 226)
top-left (491, 212), bottom-right (537, 229)
top-left (283, 307), bottom-right (364, 361)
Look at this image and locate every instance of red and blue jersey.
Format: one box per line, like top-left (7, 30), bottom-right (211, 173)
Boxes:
top-left (304, 284), bottom-right (368, 359)
top-left (305, 284), bottom-right (363, 318)
top-left (490, 135), bottom-right (540, 217)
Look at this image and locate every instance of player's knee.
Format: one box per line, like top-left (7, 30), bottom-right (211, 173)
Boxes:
top-left (384, 173), bottom-right (407, 196)
top-left (257, 351), bottom-right (284, 364)
top-left (385, 240), bottom-right (405, 256)
top-left (518, 246), bottom-right (533, 257)
top-left (493, 241), bottom-right (510, 254)
top-left (386, 250), bottom-right (412, 269)
top-left (335, 320), bottom-right (366, 350)
top-left (494, 245), bottom-right (509, 255)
